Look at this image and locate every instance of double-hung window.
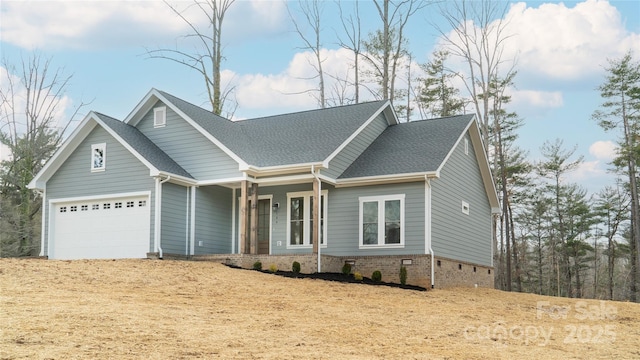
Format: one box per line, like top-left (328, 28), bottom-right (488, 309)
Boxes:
top-left (359, 194), bottom-right (405, 248)
top-left (287, 190), bottom-right (328, 248)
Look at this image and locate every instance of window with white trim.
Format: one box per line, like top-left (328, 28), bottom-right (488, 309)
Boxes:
top-left (359, 194), bottom-right (405, 248)
top-left (287, 190), bottom-right (328, 247)
top-left (154, 106), bottom-right (166, 127)
top-left (91, 143), bottom-right (106, 172)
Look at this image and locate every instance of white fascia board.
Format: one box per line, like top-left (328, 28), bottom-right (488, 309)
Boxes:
top-left (322, 101), bottom-right (394, 168)
top-left (471, 124), bottom-right (500, 211)
top-left (28, 113), bottom-right (99, 190)
top-left (156, 172), bottom-right (198, 186)
top-left (241, 162), bottom-right (324, 177)
top-left (123, 88), bottom-right (160, 126)
top-left (335, 171), bottom-right (438, 188)
top-left (125, 88), bottom-right (248, 169)
top-left (435, 116), bottom-right (500, 211)
top-left (434, 118), bottom-right (474, 177)
top-left (197, 176), bottom-right (248, 187)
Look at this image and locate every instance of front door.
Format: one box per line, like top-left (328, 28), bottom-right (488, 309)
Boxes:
top-left (247, 198), bottom-right (271, 254)
top-left (257, 199), bottom-right (271, 254)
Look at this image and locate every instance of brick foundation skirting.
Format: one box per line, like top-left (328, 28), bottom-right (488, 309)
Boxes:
top-left (156, 252), bottom-right (494, 289)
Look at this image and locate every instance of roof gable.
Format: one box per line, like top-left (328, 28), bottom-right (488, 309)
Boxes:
top-left (339, 114), bottom-right (474, 179)
top-left (236, 100), bottom-right (391, 167)
top-left (28, 111), bottom-right (193, 190)
top-left (94, 113), bottom-right (192, 179)
top-left (126, 89), bottom-right (394, 172)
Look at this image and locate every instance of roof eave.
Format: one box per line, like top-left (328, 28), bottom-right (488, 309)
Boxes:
top-left (335, 171), bottom-right (439, 188)
top-left (241, 162), bottom-right (324, 177)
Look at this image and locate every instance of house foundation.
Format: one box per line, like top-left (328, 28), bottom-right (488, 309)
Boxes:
top-left (158, 253), bottom-right (494, 289)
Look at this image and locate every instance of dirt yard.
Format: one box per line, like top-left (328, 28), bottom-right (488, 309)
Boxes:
top-left (1, 258), bottom-right (639, 359)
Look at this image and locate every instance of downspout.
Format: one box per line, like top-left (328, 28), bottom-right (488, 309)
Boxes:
top-left (190, 186), bottom-right (196, 256)
top-left (425, 175), bottom-right (434, 289)
top-left (155, 176), bottom-right (171, 258)
top-left (185, 187), bottom-right (190, 256)
top-left (37, 189), bottom-right (46, 257)
top-left (312, 165), bottom-right (321, 273)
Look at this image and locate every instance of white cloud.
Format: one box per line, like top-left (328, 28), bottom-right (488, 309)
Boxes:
top-left (589, 140), bottom-right (617, 160)
top-left (234, 47), bottom-right (381, 113)
top-left (510, 89), bottom-right (563, 108)
top-left (0, 0), bottom-right (288, 50)
top-left (504, 0), bottom-right (637, 80)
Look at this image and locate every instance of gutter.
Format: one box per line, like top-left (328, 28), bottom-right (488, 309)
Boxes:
top-left (155, 175), bottom-right (171, 258)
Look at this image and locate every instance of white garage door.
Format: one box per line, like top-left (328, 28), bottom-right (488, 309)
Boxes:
top-left (51, 194), bottom-right (151, 260)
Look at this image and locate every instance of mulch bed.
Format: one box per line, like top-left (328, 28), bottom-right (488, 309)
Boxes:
top-left (226, 264), bottom-right (427, 291)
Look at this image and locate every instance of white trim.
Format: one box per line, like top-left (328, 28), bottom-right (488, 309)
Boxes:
top-left (154, 106), bottom-right (166, 128)
top-left (358, 194), bottom-right (405, 249)
top-left (39, 188), bottom-right (46, 257)
top-left (322, 101), bottom-right (392, 168)
top-left (425, 179), bottom-right (431, 255)
top-left (336, 172), bottom-right (439, 188)
top-left (190, 186), bottom-right (196, 255)
top-left (29, 112), bottom-right (170, 190)
top-left (90, 143), bottom-right (106, 172)
top-left (286, 190), bottom-right (328, 249)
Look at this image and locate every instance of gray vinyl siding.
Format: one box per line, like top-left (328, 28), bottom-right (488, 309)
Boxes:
top-left (137, 100), bottom-right (242, 180)
top-left (194, 185), bottom-right (233, 254)
top-left (326, 182), bottom-right (425, 256)
top-left (249, 182), bottom-right (424, 256)
top-left (160, 182), bottom-right (189, 255)
top-left (45, 125), bottom-right (156, 254)
top-left (431, 133), bottom-right (492, 266)
top-left (324, 113), bottom-right (388, 179)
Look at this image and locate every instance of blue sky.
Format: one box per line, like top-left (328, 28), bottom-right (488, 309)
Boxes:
top-left (1, 0), bottom-right (639, 195)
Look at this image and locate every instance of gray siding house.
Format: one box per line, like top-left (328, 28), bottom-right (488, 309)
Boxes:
top-left (29, 89), bottom-right (500, 288)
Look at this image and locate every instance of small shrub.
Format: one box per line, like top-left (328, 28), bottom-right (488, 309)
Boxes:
top-left (371, 270), bottom-right (382, 282)
top-left (353, 272), bottom-right (363, 281)
top-left (399, 266), bottom-right (407, 285)
top-left (252, 261), bottom-right (262, 271)
top-left (269, 264), bottom-right (278, 273)
top-left (341, 263), bottom-right (352, 276)
top-left (292, 261), bottom-right (301, 274)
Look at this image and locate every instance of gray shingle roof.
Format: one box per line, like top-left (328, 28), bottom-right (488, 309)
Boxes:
top-left (339, 114), bottom-right (474, 179)
top-left (235, 101), bottom-right (388, 166)
top-left (158, 89), bottom-right (389, 167)
top-left (95, 112), bottom-right (193, 179)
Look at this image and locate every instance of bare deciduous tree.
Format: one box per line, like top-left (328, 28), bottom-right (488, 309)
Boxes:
top-left (336, 0), bottom-right (362, 104)
top-left (363, 0), bottom-right (428, 103)
top-left (288, 0), bottom-right (327, 108)
top-left (0, 53), bottom-right (88, 257)
top-left (146, 0), bottom-right (236, 117)
top-left (435, 0), bottom-right (513, 150)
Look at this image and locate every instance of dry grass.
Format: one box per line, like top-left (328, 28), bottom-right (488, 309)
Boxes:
top-left (1, 258), bottom-right (639, 359)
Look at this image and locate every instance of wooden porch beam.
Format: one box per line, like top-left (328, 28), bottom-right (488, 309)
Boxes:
top-left (239, 180), bottom-right (249, 254)
top-left (250, 182), bottom-right (259, 255)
